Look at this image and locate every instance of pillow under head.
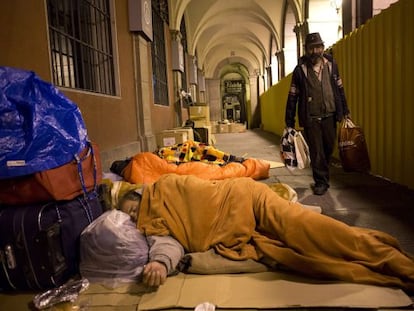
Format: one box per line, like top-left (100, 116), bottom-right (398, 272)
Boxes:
top-left (79, 209), bottom-right (149, 288)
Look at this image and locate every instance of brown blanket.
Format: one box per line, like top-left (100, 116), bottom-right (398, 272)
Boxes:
top-left (138, 174), bottom-right (414, 291)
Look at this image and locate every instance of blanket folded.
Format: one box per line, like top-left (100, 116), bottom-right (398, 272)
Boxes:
top-left (138, 174), bottom-right (414, 291)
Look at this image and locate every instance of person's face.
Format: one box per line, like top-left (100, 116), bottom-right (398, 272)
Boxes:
top-left (306, 44), bottom-right (324, 63)
top-left (121, 199), bottom-right (140, 223)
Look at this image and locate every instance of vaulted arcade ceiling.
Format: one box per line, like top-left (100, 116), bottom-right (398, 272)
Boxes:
top-left (168, 0), bottom-right (300, 79)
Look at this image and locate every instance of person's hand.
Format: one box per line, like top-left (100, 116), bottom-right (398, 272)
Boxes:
top-left (142, 261), bottom-right (168, 287)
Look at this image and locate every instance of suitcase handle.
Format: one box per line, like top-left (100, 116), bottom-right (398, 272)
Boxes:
top-left (38, 204), bottom-right (61, 231)
top-left (37, 200), bottom-right (94, 231)
top-left (75, 141), bottom-right (98, 200)
top-left (4, 245), bottom-right (17, 269)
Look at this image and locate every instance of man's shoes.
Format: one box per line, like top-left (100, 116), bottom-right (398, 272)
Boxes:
top-left (312, 184), bottom-right (329, 195)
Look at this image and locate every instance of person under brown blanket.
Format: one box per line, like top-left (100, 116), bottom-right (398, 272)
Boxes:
top-left (137, 173), bottom-right (414, 292)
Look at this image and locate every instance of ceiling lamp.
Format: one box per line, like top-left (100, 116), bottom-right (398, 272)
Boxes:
top-left (331, 0), bottom-right (342, 14)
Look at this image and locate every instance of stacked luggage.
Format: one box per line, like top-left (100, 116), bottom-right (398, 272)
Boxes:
top-left (0, 67), bottom-right (103, 291)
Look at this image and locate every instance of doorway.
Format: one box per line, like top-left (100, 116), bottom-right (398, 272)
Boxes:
top-left (222, 79), bottom-right (246, 124)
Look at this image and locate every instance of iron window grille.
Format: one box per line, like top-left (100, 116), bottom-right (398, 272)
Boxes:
top-left (151, 0), bottom-right (169, 106)
top-left (180, 18), bottom-right (188, 95)
top-left (47, 0), bottom-right (116, 95)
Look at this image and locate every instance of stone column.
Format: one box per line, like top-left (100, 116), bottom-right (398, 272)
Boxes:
top-left (248, 71), bottom-right (260, 129)
top-left (265, 66), bottom-right (272, 88)
top-left (275, 50), bottom-right (285, 79)
top-left (294, 21), bottom-right (308, 58)
top-left (132, 33), bottom-right (156, 152)
top-left (170, 29), bottom-right (184, 126)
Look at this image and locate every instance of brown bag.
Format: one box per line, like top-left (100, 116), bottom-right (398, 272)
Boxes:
top-left (0, 142), bottom-right (102, 205)
top-left (338, 117), bottom-right (371, 173)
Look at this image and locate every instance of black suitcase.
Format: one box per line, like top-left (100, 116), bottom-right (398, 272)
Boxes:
top-left (0, 192), bottom-right (103, 291)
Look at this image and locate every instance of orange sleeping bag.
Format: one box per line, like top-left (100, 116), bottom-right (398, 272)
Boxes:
top-left (122, 152), bottom-right (270, 184)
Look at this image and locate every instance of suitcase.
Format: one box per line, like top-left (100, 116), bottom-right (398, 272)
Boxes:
top-left (0, 192), bottom-right (103, 291)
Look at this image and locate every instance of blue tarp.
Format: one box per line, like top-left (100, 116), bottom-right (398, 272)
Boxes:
top-left (0, 66), bottom-right (88, 178)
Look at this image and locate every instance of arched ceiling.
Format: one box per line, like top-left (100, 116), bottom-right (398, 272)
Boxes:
top-left (167, 1), bottom-right (395, 84)
top-left (169, 0), bottom-right (297, 79)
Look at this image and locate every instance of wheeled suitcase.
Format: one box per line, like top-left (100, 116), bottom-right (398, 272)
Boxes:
top-left (0, 192), bottom-right (103, 291)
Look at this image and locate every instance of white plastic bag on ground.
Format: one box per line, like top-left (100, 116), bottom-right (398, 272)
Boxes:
top-left (79, 209), bottom-right (149, 288)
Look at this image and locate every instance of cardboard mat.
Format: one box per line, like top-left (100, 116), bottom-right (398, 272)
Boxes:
top-left (138, 272), bottom-right (412, 310)
top-left (1, 272), bottom-right (412, 310)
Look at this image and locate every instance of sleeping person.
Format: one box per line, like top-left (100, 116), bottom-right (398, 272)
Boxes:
top-left (80, 189), bottom-right (183, 288)
top-left (87, 173), bottom-right (414, 292)
top-left (119, 189), bottom-right (183, 287)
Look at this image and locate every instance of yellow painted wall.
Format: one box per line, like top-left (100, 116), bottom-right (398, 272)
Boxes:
top-left (260, 74), bottom-right (292, 135)
top-left (260, 0), bottom-right (414, 189)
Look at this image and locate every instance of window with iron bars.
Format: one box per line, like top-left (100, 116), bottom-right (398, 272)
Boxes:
top-left (151, 0), bottom-right (169, 106)
top-left (180, 18), bottom-right (188, 95)
top-left (47, 0), bottom-right (116, 95)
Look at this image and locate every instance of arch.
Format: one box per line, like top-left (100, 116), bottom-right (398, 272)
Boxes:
top-left (218, 62), bottom-right (251, 124)
top-left (283, 1), bottom-right (300, 74)
top-left (168, 0), bottom-right (191, 30)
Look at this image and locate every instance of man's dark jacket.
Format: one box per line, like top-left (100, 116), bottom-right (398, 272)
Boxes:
top-left (285, 53), bottom-right (349, 128)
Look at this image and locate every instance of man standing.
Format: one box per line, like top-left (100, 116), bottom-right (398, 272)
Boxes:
top-left (285, 32), bottom-right (350, 195)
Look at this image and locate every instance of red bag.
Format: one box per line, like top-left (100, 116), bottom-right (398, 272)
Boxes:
top-left (0, 142), bottom-right (102, 205)
top-left (338, 117), bottom-right (371, 173)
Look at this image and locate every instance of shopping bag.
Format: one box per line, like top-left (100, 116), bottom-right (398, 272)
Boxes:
top-left (280, 127), bottom-right (297, 170)
top-left (338, 117), bottom-right (371, 172)
top-left (293, 131), bottom-right (311, 169)
top-left (280, 128), bottom-right (310, 170)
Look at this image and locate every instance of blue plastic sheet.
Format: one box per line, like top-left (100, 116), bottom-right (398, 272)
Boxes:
top-left (0, 66), bottom-right (88, 178)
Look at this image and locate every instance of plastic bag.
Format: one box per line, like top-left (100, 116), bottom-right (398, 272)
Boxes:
top-left (0, 66), bottom-right (88, 178)
top-left (79, 209), bottom-right (149, 288)
top-left (293, 130), bottom-right (310, 169)
top-left (33, 278), bottom-right (89, 310)
top-left (280, 127), bottom-right (310, 170)
top-left (280, 127), bottom-right (297, 170)
top-left (338, 117), bottom-right (371, 172)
